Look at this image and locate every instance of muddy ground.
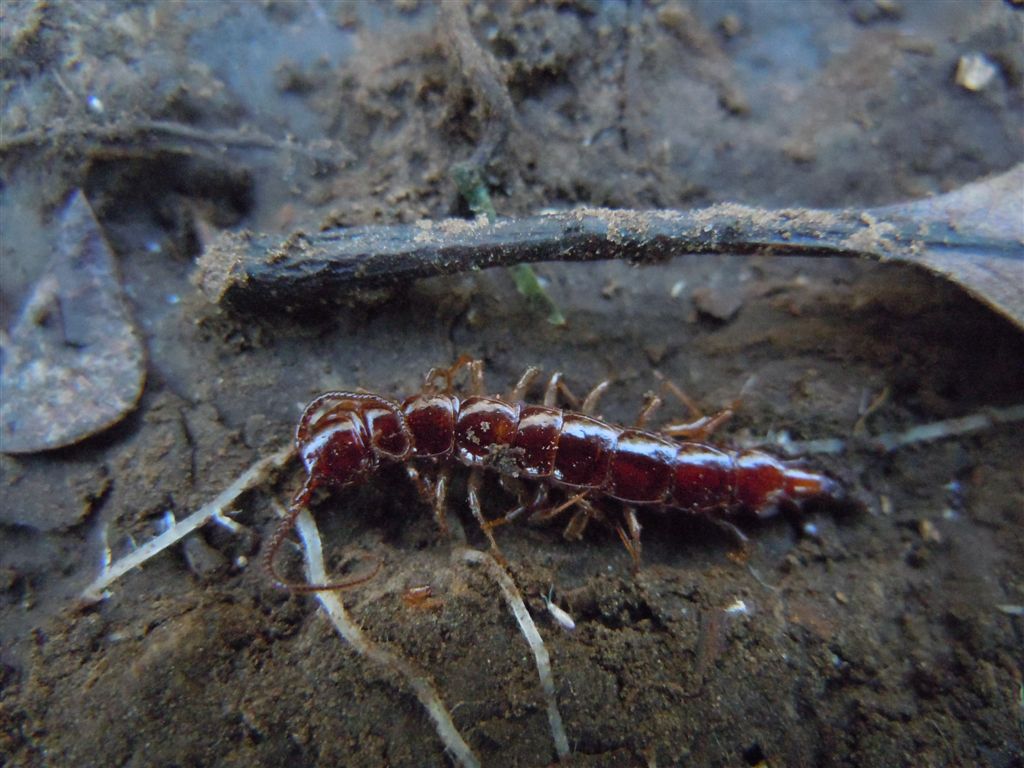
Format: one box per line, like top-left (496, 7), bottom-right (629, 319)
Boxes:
top-left (1, 2), bottom-right (1023, 766)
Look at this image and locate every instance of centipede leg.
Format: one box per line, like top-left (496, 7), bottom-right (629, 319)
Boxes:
top-left (546, 371), bottom-right (593, 409)
top-left (543, 372), bottom-right (565, 407)
top-left (661, 410), bottom-right (734, 441)
top-left (654, 371), bottom-right (704, 417)
top-left (467, 468), bottom-right (502, 554)
top-left (564, 508), bottom-right (590, 540)
top-left (425, 354), bottom-right (479, 394)
top-left (406, 464), bottom-right (451, 535)
top-left (531, 489), bottom-right (589, 524)
top-left (655, 371), bottom-right (735, 440)
top-left (635, 393), bottom-right (663, 428)
top-left (562, 496), bottom-right (609, 541)
top-left (467, 359), bottom-right (485, 395)
top-left (488, 477), bottom-right (548, 530)
top-left (579, 380), bottom-right (610, 415)
top-left (615, 506), bottom-right (643, 571)
top-left (510, 366), bottom-right (542, 401)
top-left (406, 463), bottom-right (434, 501)
top-left (432, 466), bottom-right (451, 535)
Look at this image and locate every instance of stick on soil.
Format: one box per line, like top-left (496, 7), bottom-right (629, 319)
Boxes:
top-left (195, 166), bottom-right (1024, 328)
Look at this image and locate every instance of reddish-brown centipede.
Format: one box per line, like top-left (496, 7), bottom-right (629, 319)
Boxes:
top-left (265, 357), bottom-right (841, 591)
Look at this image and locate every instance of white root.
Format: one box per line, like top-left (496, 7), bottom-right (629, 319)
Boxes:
top-left (741, 403), bottom-right (1024, 457)
top-left (867, 404), bottom-right (1024, 452)
top-left (80, 445), bottom-right (295, 603)
top-left (292, 506), bottom-right (480, 768)
top-left (462, 548), bottom-right (571, 762)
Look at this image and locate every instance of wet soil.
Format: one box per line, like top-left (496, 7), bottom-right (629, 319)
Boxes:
top-left (1, 2), bottom-right (1023, 767)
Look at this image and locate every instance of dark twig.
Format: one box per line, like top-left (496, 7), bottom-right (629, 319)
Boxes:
top-left (194, 202), bottom-right (1018, 316)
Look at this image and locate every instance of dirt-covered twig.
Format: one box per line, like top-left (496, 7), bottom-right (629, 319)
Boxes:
top-left (293, 507), bottom-right (481, 768)
top-left (80, 445), bottom-right (295, 603)
top-left (462, 548), bottom-right (571, 762)
top-left (742, 403), bottom-right (1024, 457)
top-left (194, 203), bottom-right (1017, 316)
top-left (0, 118), bottom-right (352, 166)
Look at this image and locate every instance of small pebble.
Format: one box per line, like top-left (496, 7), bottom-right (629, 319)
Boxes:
top-left (918, 518), bottom-right (942, 544)
top-left (692, 286), bottom-right (743, 322)
top-left (955, 54), bottom-right (998, 92)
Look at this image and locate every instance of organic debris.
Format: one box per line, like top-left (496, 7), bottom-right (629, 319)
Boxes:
top-left (1, 191), bottom-right (145, 454)
top-left (444, 2), bottom-right (566, 326)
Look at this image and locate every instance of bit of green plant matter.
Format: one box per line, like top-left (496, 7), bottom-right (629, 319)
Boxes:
top-left (451, 162), bottom-right (566, 326)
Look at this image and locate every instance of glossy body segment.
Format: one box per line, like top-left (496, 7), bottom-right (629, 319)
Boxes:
top-left (607, 429), bottom-right (677, 503)
top-left (453, 396), bottom-right (520, 464)
top-left (512, 405), bottom-right (564, 477)
top-left (670, 444), bottom-right (735, 511)
top-left (733, 450), bottom-right (834, 516)
top-left (295, 390), bottom-right (836, 516)
top-left (294, 393), bottom-right (405, 490)
top-left (553, 413), bottom-right (617, 487)
top-left (299, 411), bottom-right (371, 488)
top-left (403, 394), bottom-right (457, 457)
top-left (364, 405), bottom-right (411, 458)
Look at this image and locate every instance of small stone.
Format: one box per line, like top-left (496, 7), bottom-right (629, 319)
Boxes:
top-left (955, 54), bottom-right (998, 92)
top-left (644, 343), bottom-right (668, 365)
top-left (918, 518), bottom-right (942, 544)
top-left (851, 0), bottom-right (902, 24)
top-left (183, 535), bottom-right (229, 581)
top-left (692, 286), bottom-right (744, 322)
top-left (718, 13), bottom-right (742, 38)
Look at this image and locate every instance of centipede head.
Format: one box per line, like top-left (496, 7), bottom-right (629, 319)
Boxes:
top-left (295, 392), bottom-right (412, 492)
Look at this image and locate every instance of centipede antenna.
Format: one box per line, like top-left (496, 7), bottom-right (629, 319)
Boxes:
top-left (265, 496), bottom-right (383, 594)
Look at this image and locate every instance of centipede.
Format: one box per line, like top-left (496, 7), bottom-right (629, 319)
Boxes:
top-left (265, 357), bottom-right (842, 591)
